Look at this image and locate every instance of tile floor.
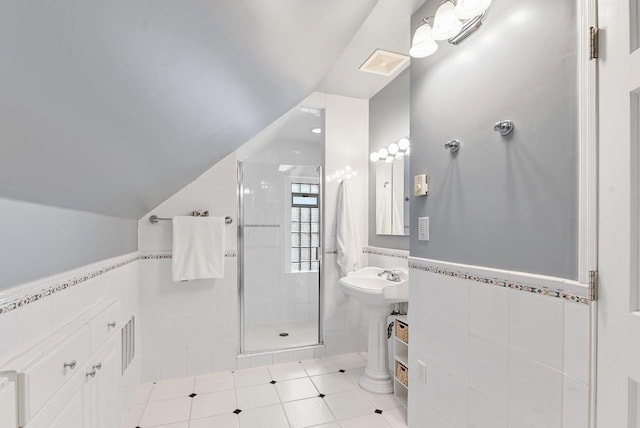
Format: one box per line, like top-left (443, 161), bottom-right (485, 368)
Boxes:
top-left (123, 353), bottom-right (408, 428)
top-left (244, 320), bottom-right (318, 352)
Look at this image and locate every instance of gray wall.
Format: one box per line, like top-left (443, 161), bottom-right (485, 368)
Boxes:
top-left (368, 69), bottom-right (410, 251)
top-left (0, 198), bottom-right (137, 289)
top-left (410, 0), bottom-right (579, 279)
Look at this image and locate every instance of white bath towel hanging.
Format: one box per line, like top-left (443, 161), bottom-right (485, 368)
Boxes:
top-left (172, 216), bottom-right (225, 282)
top-left (336, 180), bottom-right (361, 277)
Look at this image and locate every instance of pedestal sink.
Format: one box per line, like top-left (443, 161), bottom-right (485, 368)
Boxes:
top-left (339, 267), bottom-right (408, 393)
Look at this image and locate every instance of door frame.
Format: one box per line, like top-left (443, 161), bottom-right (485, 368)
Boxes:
top-left (577, 0), bottom-right (598, 426)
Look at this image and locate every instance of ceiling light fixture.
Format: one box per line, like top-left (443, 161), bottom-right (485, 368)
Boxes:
top-left (410, 0), bottom-right (490, 58)
top-left (370, 137), bottom-right (411, 163)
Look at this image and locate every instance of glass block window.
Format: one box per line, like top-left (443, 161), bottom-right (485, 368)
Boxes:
top-left (291, 183), bottom-right (320, 272)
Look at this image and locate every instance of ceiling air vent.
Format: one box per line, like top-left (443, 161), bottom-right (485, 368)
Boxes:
top-left (358, 49), bottom-right (410, 77)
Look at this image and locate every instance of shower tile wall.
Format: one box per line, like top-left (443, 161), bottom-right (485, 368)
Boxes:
top-left (138, 153), bottom-right (239, 381)
top-left (242, 163), bottom-right (319, 330)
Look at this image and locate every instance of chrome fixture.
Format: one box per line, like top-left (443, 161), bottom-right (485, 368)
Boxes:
top-left (410, 0), bottom-right (491, 58)
top-left (149, 214), bottom-right (232, 224)
top-left (378, 270), bottom-right (402, 282)
top-left (64, 360), bottom-right (76, 370)
top-left (86, 368), bottom-right (97, 378)
top-left (93, 362), bottom-right (102, 371)
top-left (444, 139), bottom-right (461, 153)
top-left (494, 120), bottom-right (515, 136)
top-left (108, 321), bottom-right (116, 328)
top-left (370, 137), bottom-right (411, 163)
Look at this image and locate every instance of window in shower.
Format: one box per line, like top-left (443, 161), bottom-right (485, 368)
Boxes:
top-left (291, 183), bottom-right (320, 272)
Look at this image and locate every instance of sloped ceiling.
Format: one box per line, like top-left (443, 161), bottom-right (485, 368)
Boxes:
top-left (0, 0), bottom-right (377, 219)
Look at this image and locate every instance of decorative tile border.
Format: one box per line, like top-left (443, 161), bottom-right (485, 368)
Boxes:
top-left (363, 247), bottom-right (409, 260)
top-left (408, 258), bottom-right (590, 305)
top-left (0, 251), bottom-right (238, 317)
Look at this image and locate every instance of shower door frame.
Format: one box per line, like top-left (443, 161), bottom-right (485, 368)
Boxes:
top-left (237, 161), bottom-right (324, 355)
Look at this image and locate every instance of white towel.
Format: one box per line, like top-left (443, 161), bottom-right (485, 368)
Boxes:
top-left (172, 216), bottom-right (225, 282)
top-left (336, 180), bottom-right (361, 277)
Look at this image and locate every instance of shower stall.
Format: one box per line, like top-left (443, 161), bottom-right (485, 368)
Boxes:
top-left (238, 107), bottom-right (324, 354)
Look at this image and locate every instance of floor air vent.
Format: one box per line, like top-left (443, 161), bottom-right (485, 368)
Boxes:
top-left (121, 316), bottom-right (135, 374)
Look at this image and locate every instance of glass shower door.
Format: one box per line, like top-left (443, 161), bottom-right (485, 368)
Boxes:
top-left (240, 162), bottom-right (322, 353)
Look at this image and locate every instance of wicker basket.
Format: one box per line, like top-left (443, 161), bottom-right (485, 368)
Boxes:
top-left (395, 361), bottom-right (408, 386)
top-left (395, 320), bottom-right (409, 343)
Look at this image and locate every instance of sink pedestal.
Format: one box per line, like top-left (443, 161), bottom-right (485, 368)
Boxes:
top-left (359, 305), bottom-right (393, 394)
top-left (337, 267), bottom-right (408, 395)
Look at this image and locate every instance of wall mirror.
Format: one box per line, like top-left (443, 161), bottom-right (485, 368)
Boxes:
top-left (375, 148), bottom-right (410, 236)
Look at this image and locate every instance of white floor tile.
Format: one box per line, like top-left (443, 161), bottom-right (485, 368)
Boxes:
top-left (344, 368), bottom-right (365, 385)
top-left (234, 367), bottom-right (273, 388)
top-left (122, 404), bottom-right (145, 428)
top-left (360, 390), bottom-right (402, 411)
top-left (132, 383), bottom-right (154, 405)
top-left (191, 389), bottom-right (237, 419)
top-left (238, 404), bottom-right (290, 428)
top-left (148, 377), bottom-right (195, 402)
top-left (195, 371), bottom-right (234, 393)
top-left (268, 362), bottom-right (308, 381)
top-left (139, 397), bottom-right (192, 427)
top-left (382, 407), bottom-right (408, 428)
top-left (301, 358), bottom-right (339, 376)
top-left (323, 390), bottom-right (375, 420)
top-left (339, 414), bottom-right (392, 428)
top-left (150, 422), bottom-right (189, 428)
top-left (330, 353), bottom-right (367, 370)
top-left (282, 397), bottom-right (335, 428)
top-left (276, 377), bottom-right (319, 402)
top-left (236, 384), bottom-right (280, 410)
top-left (311, 373), bottom-right (356, 395)
top-left (190, 413), bottom-right (240, 428)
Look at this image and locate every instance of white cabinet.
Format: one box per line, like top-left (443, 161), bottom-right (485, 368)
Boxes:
top-left (393, 316), bottom-right (408, 407)
top-left (1, 299), bottom-right (127, 428)
top-left (49, 385), bottom-right (89, 428)
top-left (90, 339), bottom-right (122, 428)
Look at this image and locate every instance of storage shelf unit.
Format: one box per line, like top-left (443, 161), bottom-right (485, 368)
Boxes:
top-left (393, 315), bottom-right (409, 407)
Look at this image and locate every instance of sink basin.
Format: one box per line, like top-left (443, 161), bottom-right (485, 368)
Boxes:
top-left (339, 267), bottom-right (408, 307)
top-left (338, 267), bottom-right (409, 394)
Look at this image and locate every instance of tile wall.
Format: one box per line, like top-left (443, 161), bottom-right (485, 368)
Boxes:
top-left (408, 256), bottom-right (591, 428)
top-left (138, 152), bottom-right (239, 381)
top-left (137, 92), bottom-right (373, 377)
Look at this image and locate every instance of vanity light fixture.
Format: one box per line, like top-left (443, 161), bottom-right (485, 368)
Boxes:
top-left (432, 1), bottom-right (462, 40)
top-left (370, 137), bottom-right (411, 163)
top-left (410, 0), bottom-right (490, 58)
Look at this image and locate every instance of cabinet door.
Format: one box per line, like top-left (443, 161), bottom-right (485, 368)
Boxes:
top-left (94, 340), bottom-right (122, 428)
top-left (49, 384), bottom-right (89, 428)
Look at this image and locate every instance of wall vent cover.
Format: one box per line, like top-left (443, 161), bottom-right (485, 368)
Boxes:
top-left (358, 49), bottom-right (410, 76)
top-left (121, 316), bottom-right (135, 374)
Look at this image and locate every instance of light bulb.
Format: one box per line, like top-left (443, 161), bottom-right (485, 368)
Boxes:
top-left (388, 143), bottom-right (399, 155)
top-left (311, 128), bottom-right (322, 134)
top-left (370, 152), bottom-right (380, 162)
top-left (405, 147), bottom-right (411, 156)
top-left (409, 23), bottom-right (439, 58)
top-left (398, 137), bottom-right (410, 150)
top-left (378, 148), bottom-right (389, 158)
top-left (395, 152), bottom-right (404, 159)
top-left (385, 156), bottom-right (394, 163)
top-left (454, 0), bottom-right (492, 19)
top-left (432, 1), bottom-right (463, 40)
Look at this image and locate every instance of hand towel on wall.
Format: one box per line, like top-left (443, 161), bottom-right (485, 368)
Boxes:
top-left (172, 216), bottom-right (225, 282)
top-left (336, 180), bottom-right (361, 277)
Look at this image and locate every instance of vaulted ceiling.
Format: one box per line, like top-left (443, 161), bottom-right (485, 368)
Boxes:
top-left (0, 0), bottom-right (378, 219)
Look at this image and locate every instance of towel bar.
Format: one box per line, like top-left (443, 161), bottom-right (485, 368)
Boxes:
top-left (149, 215), bottom-right (233, 224)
